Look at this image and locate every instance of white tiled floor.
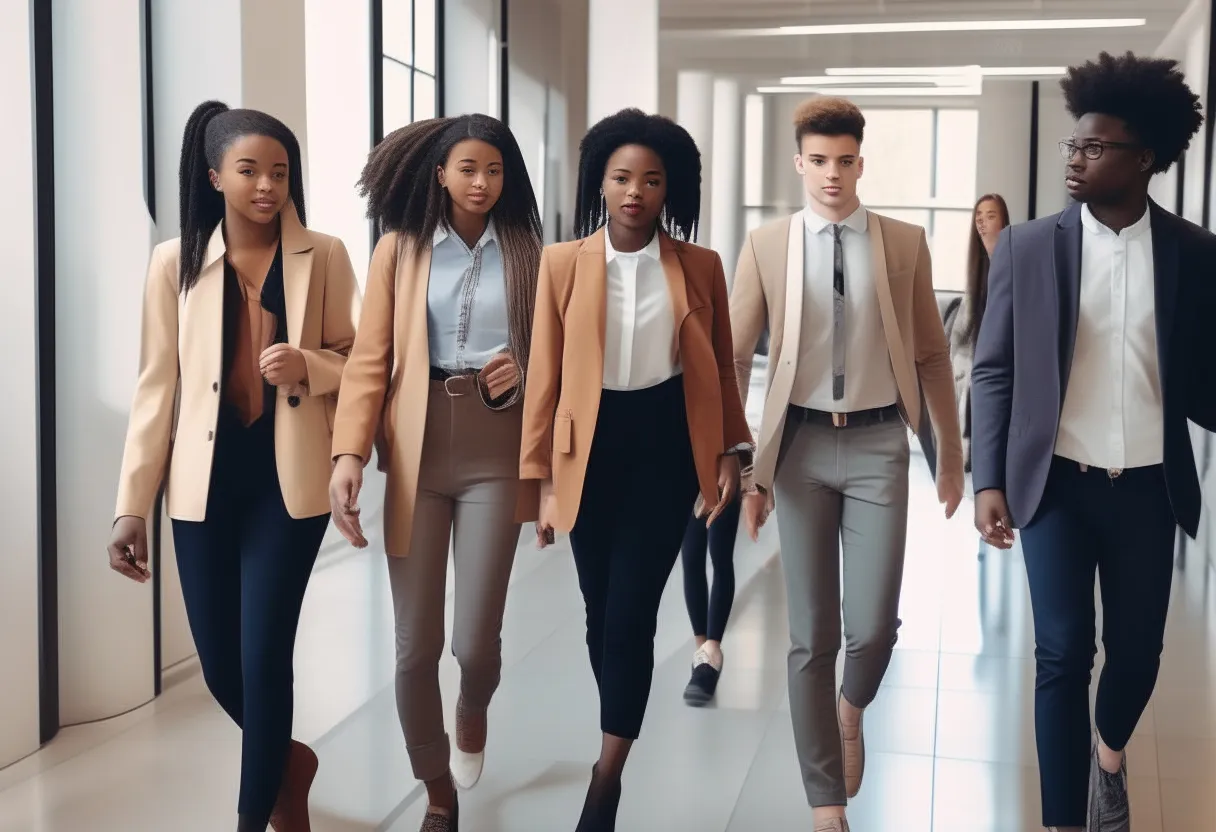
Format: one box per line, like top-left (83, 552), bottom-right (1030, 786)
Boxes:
top-left (4, 406), bottom-right (1216, 829)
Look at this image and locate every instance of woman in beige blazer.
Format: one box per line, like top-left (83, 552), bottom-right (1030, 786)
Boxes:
top-left (106, 101), bottom-right (360, 832)
top-left (521, 109), bottom-right (752, 831)
top-left (327, 115), bottom-right (542, 832)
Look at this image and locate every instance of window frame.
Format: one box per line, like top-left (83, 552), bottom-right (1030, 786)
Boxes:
top-left (371, 0), bottom-right (444, 146)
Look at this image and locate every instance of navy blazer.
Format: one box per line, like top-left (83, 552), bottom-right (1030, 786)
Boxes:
top-left (970, 199), bottom-right (1216, 538)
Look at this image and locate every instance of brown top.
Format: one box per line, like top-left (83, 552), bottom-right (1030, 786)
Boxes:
top-left (222, 247), bottom-right (286, 426)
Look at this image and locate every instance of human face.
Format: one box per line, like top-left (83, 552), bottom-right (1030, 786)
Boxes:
top-left (974, 199), bottom-right (1005, 245)
top-left (211, 134), bottom-right (290, 224)
top-left (602, 144), bottom-right (666, 239)
top-left (438, 139), bottom-right (504, 217)
top-left (795, 133), bottom-right (863, 217)
top-left (1061, 113), bottom-right (1152, 205)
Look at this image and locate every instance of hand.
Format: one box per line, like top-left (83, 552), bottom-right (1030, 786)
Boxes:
top-left (741, 489), bottom-right (773, 542)
top-left (108, 516), bottom-right (151, 583)
top-left (479, 352), bottom-right (521, 401)
top-left (259, 344), bottom-right (308, 387)
top-left (705, 454), bottom-right (741, 527)
top-left (975, 489), bottom-right (1015, 549)
top-left (535, 479), bottom-right (557, 549)
top-left (329, 454), bottom-right (368, 548)
top-left (938, 470), bottom-right (964, 520)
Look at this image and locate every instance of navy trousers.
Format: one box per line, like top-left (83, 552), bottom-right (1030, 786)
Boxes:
top-left (681, 493), bottom-right (741, 643)
top-left (1019, 457), bottom-right (1176, 828)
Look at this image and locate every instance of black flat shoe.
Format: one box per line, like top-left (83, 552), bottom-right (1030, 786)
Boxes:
top-left (683, 648), bottom-right (721, 706)
top-left (575, 765), bottom-right (621, 832)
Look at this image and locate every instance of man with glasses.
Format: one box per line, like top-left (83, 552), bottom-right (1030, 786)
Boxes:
top-left (971, 51), bottom-right (1216, 832)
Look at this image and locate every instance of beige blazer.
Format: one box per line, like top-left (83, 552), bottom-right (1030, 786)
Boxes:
top-left (730, 210), bottom-right (963, 490)
top-left (330, 233), bottom-right (532, 557)
top-left (518, 229), bottom-right (752, 532)
top-left (115, 204), bottom-right (361, 522)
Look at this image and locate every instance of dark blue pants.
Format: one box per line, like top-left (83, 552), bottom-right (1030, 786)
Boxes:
top-left (570, 376), bottom-right (700, 740)
top-left (681, 493), bottom-right (740, 643)
top-left (1020, 457), bottom-right (1176, 828)
top-left (172, 408), bottom-right (329, 824)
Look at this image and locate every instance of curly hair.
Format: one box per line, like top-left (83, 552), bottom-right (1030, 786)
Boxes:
top-left (178, 101), bottom-right (306, 293)
top-left (793, 96), bottom-right (866, 147)
top-left (1061, 51), bottom-right (1203, 174)
top-left (574, 108), bottom-right (702, 242)
top-left (357, 114), bottom-right (543, 396)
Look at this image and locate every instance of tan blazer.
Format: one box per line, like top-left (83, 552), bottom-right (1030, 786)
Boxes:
top-left (519, 228), bottom-right (752, 532)
top-left (730, 211), bottom-right (963, 490)
top-left (330, 233), bottom-right (532, 557)
top-left (115, 204), bottom-right (361, 522)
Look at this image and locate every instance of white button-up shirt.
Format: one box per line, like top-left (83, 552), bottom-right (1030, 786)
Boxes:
top-left (427, 220), bottom-right (508, 370)
top-left (791, 204), bottom-right (899, 411)
top-left (602, 230), bottom-right (681, 391)
top-left (1055, 204), bottom-right (1163, 469)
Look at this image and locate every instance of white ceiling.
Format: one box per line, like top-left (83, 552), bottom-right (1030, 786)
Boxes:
top-left (658, 0), bottom-right (1195, 83)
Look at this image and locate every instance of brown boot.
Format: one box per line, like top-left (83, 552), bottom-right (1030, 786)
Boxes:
top-left (269, 740), bottom-right (318, 832)
top-left (837, 689), bottom-right (865, 799)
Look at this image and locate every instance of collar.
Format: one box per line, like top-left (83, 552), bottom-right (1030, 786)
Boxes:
top-left (604, 225), bottom-right (662, 262)
top-left (1080, 203), bottom-right (1151, 239)
top-left (803, 202), bottom-right (867, 235)
top-left (204, 200), bottom-right (311, 270)
top-left (433, 218), bottom-right (498, 250)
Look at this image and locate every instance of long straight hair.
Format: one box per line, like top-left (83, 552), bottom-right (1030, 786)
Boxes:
top-left (357, 115), bottom-right (542, 387)
top-left (958, 193), bottom-right (1010, 348)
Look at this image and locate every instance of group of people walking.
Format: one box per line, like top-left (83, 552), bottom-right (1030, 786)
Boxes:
top-left (106, 47), bottom-right (1213, 832)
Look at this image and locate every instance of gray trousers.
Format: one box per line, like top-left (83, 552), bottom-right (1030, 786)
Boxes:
top-left (773, 413), bottom-right (910, 807)
top-left (387, 378), bottom-right (523, 783)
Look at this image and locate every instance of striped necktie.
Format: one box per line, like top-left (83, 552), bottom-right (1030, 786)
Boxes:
top-left (831, 223), bottom-right (845, 401)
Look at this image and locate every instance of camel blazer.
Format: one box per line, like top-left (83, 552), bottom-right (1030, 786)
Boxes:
top-left (330, 233), bottom-right (532, 557)
top-left (730, 210), bottom-right (963, 491)
top-left (519, 228), bottom-right (752, 532)
top-left (115, 203), bottom-right (361, 522)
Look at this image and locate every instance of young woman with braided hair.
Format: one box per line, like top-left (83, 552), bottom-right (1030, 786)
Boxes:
top-left (108, 100), bottom-right (361, 831)
top-left (521, 108), bottom-right (752, 830)
top-left (328, 114), bottom-right (542, 832)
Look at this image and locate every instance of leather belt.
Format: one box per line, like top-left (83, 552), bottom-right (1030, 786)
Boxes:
top-left (429, 366), bottom-right (476, 381)
top-left (788, 403), bottom-right (901, 429)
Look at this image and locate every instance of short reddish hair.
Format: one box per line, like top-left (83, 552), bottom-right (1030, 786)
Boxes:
top-left (793, 96), bottom-right (865, 147)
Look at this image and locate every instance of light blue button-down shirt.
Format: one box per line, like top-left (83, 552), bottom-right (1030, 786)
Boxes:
top-left (427, 220), bottom-right (509, 370)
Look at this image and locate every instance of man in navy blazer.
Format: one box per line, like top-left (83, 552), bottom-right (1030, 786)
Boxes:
top-left (971, 52), bottom-right (1216, 832)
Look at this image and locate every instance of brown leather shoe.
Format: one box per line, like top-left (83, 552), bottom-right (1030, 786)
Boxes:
top-left (837, 689), bottom-right (865, 799)
top-left (813, 818), bottom-right (850, 832)
top-left (269, 740), bottom-right (318, 832)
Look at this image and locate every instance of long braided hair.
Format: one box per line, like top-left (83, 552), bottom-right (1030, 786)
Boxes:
top-left (358, 115), bottom-right (542, 390)
top-left (178, 100), bottom-right (305, 293)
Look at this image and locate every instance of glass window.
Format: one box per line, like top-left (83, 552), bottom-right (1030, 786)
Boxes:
top-left (935, 109), bottom-right (979, 206)
top-left (376, 0), bottom-right (440, 139)
top-left (414, 73), bottom-right (437, 122)
top-left (383, 58), bottom-right (413, 133)
top-left (857, 109), bottom-right (933, 206)
top-left (382, 0), bottom-right (412, 64)
top-left (413, 0), bottom-right (436, 75)
top-left (930, 210), bottom-right (974, 292)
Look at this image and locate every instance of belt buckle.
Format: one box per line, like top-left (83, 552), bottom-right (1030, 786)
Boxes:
top-left (1108, 467), bottom-right (1122, 480)
top-left (443, 374), bottom-right (469, 397)
top-left (832, 412), bottom-right (848, 428)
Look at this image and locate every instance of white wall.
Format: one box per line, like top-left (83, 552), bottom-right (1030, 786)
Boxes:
top-left (976, 82), bottom-right (1034, 224)
top-left (1035, 83), bottom-right (1076, 220)
top-left (677, 71), bottom-right (714, 245)
top-left (53, 0), bottom-right (158, 723)
top-left (587, 0), bottom-right (657, 122)
top-left (445, 0), bottom-right (498, 116)
top-left (0, 0), bottom-right (45, 768)
top-left (560, 0), bottom-right (589, 240)
top-left (243, 0), bottom-right (311, 191)
top-left (709, 78), bottom-right (742, 271)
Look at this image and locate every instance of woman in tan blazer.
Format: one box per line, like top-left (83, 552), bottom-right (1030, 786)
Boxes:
top-left (327, 115), bottom-right (542, 832)
top-left (107, 102), bottom-right (360, 832)
top-left (521, 109), bottom-right (752, 831)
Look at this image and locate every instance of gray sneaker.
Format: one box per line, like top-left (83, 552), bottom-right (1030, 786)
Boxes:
top-left (1087, 743), bottom-right (1130, 832)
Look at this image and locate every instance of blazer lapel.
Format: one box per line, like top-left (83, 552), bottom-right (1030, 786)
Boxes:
top-left (184, 224), bottom-right (229, 380)
top-left (1054, 204), bottom-right (1083, 395)
top-left (868, 212), bottom-right (917, 409)
top-left (1149, 201), bottom-right (1179, 394)
top-left (280, 202), bottom-right (314, 347)
top-left (658, 233), bottom-right (692, 332)
top-left (580, 228), bottom-right (609, 389)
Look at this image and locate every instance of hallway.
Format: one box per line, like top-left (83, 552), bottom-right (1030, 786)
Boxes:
top-left (2, 445), bottom-right (1215, 831)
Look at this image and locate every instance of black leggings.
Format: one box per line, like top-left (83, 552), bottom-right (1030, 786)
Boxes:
top-left (681, 494), bottom-right (741, 642)
top-left (569, 376), bottom-right (700, 740)
top-left (172, 407), bottom-right (329, 824)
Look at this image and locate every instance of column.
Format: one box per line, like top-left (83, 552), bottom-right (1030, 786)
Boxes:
top-left (587, 0), bottom-right (658, 123)
top-left (0, 0), bottom-right (44, 768)
top-left (677, 71), bottom-right (714, 246)
top-left (710, 78), bottom-right (743, 283)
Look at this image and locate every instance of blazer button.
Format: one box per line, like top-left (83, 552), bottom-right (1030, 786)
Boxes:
top-left (288, 395), bottom-right (300, 408)
top-left (212, 381), bottom-right (219, 392)
top-left (207, 430), bottom-right (214, 441)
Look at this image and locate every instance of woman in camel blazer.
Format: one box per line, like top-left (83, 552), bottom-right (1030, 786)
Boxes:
top-left (328, 115), bottom-right (542, 832)
top-left (521, 108), bottom-right (752, 831)
top-left (107, 102), bottom-right (360, 832)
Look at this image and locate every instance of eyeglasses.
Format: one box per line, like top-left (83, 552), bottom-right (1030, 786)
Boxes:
top-left (1058, 138), bottom-right (1140, 162)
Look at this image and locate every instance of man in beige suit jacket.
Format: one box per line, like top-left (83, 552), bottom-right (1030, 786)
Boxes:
top-left (730, 97), bottom-right (963, 832)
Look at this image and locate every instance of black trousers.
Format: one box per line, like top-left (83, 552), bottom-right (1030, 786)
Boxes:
top-left (172, 406), bottom-right (329, 823)
top-left (681, 493), bottom-right (740, 643)
top-left (1019, 457), bottom-right (1176, 828)
top-left (569, 376), bottom-right (700, 740)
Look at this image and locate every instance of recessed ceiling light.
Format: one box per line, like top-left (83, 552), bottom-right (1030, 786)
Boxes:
top-left (756, 86), bottom-right (981, 97)
top-left (667, 18), bottom-right (1145, 38)
top-left (822, 66), bottom-right (1066, 77)
top-left (780, 74), bottom-right (979, 86)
